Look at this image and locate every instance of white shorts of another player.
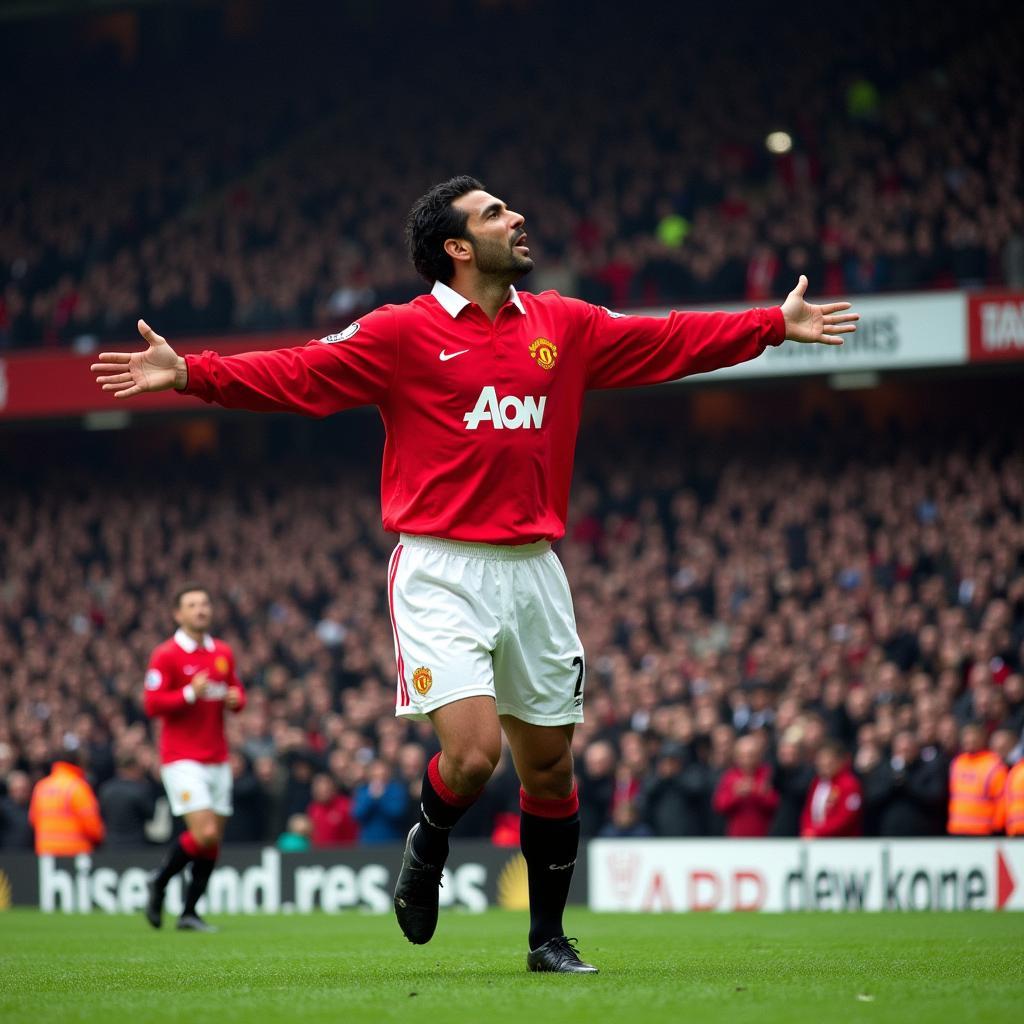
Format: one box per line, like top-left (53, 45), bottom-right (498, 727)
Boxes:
top-left (388, 533), bottom-right (586, 727)
top-left (160, 759), bottom-right (232, 817)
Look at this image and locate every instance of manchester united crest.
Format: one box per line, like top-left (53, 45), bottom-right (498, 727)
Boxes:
top-left (529, 338), bottom-right (558, 370)
top-left (215, 655), bottom-right (229, 674)
top-left (412, 666), bottom-right (433, 696)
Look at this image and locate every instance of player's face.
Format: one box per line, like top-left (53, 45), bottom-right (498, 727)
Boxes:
top-left (453, 189), bottom-right (533, 279)
top-left (174, 590), bottom-right (212, 635)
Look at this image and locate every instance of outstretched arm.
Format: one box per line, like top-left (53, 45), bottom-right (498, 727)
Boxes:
top-left (91, 310), bottom-right (398, 415)
top-left (580, 277), bottom-right (859, 390)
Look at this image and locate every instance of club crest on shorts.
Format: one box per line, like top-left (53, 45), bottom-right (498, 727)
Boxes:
top-left (529, 338), bottom-right (558, 370)
top-left (412, 666), bottom-right (433, 696)
top-left (215, 655), bottom-right (229, 674)
top-left (181, 791), bottom-right (191, 804)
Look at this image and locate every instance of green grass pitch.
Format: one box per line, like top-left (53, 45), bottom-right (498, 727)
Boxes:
top-left (2, 910), bottom-right (1022, 1024)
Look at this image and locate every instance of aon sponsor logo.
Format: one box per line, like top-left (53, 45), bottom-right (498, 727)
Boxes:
top-left (463, 386), bottom-right (546, 430)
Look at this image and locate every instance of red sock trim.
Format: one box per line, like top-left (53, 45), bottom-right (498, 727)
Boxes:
top-left (428, 753), bottom-right (480, 808)
top-left (520, 783), bottom-right (579, 819)
top-left (181, 832), bottom-right (219, 859)
top-left (180, 832), bottom-right (201, 857)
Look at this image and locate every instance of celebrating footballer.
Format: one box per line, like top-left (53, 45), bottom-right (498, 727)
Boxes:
top-left (93, 176), bottom-right (857, 970)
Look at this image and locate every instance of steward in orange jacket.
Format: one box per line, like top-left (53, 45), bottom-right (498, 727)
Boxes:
top-left (29, 757), bottom-right (105, 855)
top-left (947, 724), bottom-right (1007, 836)
top-left (1006, 760), bottom-right (1024, 837)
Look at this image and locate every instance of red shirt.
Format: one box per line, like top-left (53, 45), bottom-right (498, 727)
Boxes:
top-left (184, 283), bottom-right (784, 544)
top-left (800, 768), bottom-right (863, 838)
top-left (308, 795), bottom-right (359, 847)
top-left (712, 764), bottom-right (780, 837)
top-left (144, 628), bottom-right (246, 765)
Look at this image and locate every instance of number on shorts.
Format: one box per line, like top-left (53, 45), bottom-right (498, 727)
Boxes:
top-left (572, 656), bottom-right (584, 699)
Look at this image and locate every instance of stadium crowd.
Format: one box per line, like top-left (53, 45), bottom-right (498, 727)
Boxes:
top-left (1, 0), bottom-right (1022, 350)
top-left (2, 419), bottom-right (1022, 850)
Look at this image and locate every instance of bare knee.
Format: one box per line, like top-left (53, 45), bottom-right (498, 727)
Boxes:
top-left (442, 746), bottom-right (500, 794)
top-left (190, 820), bottom-right (220, 849)
top-left (520, 747), bottom-right (574, 800)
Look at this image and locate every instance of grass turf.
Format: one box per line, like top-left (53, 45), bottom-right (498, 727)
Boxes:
top-left (1, 909), bottom-right (1022, 1024)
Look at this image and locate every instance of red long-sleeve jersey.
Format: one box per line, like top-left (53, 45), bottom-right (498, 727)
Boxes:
top-left (184, 283), bottom-right (785, 544)
top-left (800, 768), bottom-right (863, 838)
top-left (144, 628), bottom-right (246, 764)
top-left (712, 765), bottom-right (780, 837)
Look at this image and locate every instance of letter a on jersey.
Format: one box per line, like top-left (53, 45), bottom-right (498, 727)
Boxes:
top-left (464, 386), bottom-right (546, 430)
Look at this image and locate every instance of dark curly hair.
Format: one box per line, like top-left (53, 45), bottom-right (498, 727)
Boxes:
top-left (174, 582), bottom-right (211, 608)
top-left (405, 175), bottom-right (484, 285)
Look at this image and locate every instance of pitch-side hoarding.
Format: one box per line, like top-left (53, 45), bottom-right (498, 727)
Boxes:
top-left (968, 291), bottom-right (1024, 363)
top-left (4, 839), bottom-right (1021, 913)
top-left (588, 839), bottom-right (1023, 912)
top-left (0, 842), bottom-right (581, 914)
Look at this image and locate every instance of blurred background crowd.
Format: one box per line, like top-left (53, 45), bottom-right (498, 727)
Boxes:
top-left (1, 0), bottom-right (1022, 351)
top-left (2, 390), bottom-right (1022, 849)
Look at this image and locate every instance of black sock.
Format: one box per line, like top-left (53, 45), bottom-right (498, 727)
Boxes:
top-left (412, 753), bottom-right (480, 867)
top-left (153, 836), bottom-right (193, 890)
top-left (184, 856), bottom-right (217, 916)
top-left (520, 787), bottom-right (581, 951)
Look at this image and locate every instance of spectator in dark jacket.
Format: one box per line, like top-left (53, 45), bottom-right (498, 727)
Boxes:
top-left (283, 753), bottom-right (317, 823)
top-left (0, 771), bottom-right (34, 849)
top-left (862, 730), bottom-right (948, 836)
top-left (223, 751), bottom-right (268, 844)
top-left (579, 740), bottom-right (616, 837)
top-left (769, 736), bottom-right (814, 837)
top-left (254, 755), bottom-right (288, 841)
top-left (353, 760), bottom-right (408, 843)
top-left (640, 742), bottom-right (709, 836)
top-left (97, 754), bottom-right (157, 847)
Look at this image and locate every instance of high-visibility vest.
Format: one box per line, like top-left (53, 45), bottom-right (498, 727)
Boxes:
top-left (948, 751), bottom-right (1008, 835)
top-left (1007, 762), bottom-right (1024, 838)
top-left (28, 762), bottom-right (105, 855)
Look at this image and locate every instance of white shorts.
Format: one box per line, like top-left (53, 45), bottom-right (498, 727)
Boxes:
top-left (388, 534), bottom-right (585, 726)
top-left (160, 760), bottom-right (232, 817)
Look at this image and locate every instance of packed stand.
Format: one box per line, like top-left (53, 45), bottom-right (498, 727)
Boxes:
top-left (1, 418), bottom-right (1022, 850)
top-left (2, 0), bottom-right (1023, 351)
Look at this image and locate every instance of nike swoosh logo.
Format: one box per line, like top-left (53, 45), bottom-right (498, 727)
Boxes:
top-left (439, 349), bottom-right (469, 362)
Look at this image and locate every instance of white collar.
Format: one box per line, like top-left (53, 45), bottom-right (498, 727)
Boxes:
top-left (431, 280), bottom-right (525, 318)
top-left (174, 628), bottom-right (215, 653)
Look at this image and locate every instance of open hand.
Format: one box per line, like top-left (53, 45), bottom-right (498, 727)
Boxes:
top-left (780, 276), bottom-right (859, 345)
top-left (90, 320), bottom-right (186, 399)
